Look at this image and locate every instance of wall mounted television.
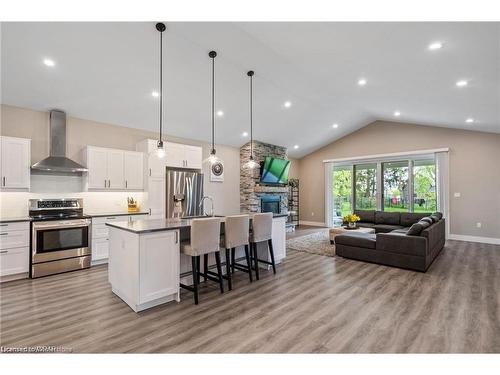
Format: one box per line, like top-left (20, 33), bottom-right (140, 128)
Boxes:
top-left (260, 157), bottom-right (291, 185)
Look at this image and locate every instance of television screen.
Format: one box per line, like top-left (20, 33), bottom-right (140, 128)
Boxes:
top-left (260, 157), bottom-right (291, 185)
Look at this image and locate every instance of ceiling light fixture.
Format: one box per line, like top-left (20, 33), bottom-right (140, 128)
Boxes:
top-left (216, 110), bottom-right (224, 117)
top-left (205, 50), bottom-right (221, 165)
top-left (332, 123), bottom-right (339, 129)
top-left (293, 145), bottom-right (299, 150)
top-left (242, 131), bottom-right (249, 137)
top-left (456, 80), bottom-right (468, 87)
top-left (394, 111), bottom-right (401, 117)
top-left (155, 22), bottom-right (166, 158)
top-left (246, 70), bottom-right (259, 169)
top-left (151, 91), bottom-right (159, 97)
top-left (43, 58), bottom-right (55, 67)
top-left (465, 118), bottom-right (475, 123)
top-left (428, 42), bottom-right (443, 50)
top-left (358, 78), bottom-right (367, 86)
top-left (284, 101), bottom-right (292, 108)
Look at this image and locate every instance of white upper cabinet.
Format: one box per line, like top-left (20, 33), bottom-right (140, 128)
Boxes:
top-left (124, 151), bottom-right (144, 190)
top-left (0, 136), bottom-right (31, 190)
top-left (165, 142), bottom-right (185, 168)
top-left (184, 145), bottom-right (203, 169)
top-left (84, 146), bottom-right (143, 191)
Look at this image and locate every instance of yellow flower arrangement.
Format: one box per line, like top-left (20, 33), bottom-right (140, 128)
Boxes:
top-left (343, 213), bottom-right (361, 223)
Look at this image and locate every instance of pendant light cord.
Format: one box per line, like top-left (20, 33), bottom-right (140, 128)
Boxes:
top-left (211, 54), bottom-right (215, 154)
top-left (159, 30), bottom-right (163, 142)
top-left (250, 73), bottom-right (253, 158)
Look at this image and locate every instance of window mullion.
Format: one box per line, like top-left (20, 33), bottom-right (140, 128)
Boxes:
top-left (376, 162), bottom-right (383, 211)
top-left (408, 159), bottom-right (414, 212)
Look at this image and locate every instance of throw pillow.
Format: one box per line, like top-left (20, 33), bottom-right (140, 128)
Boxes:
top-left (420, 217), bottom-right (433, 225)
top-left (433, 212), bottom-right (443, 220)
top-left (418, 220), bottom-right (431, 230)
top-left (407, 222), bottom-right (424, 236)
top-left (430, 214), bottom-right (440, 223)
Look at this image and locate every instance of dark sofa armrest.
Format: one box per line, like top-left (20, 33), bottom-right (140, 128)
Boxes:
top-left (376, 232), bottom-right (428, 256)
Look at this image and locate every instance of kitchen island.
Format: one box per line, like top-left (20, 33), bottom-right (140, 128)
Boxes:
top-left (106, 214), bottom-right (287, 312)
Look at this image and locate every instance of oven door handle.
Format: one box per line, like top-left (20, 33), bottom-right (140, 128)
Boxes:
top-left (32, 220), bottom-right (91, 230)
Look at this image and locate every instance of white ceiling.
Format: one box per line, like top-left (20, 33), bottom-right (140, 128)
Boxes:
top-left (1, 22), bottom-right (499, 158)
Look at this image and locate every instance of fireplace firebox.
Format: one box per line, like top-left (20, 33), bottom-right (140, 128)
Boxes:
top-left (261, 195), bottom-right (281, 214)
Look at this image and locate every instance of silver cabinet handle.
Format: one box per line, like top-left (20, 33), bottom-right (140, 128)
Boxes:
top-left (175, 231), bottom-right (178, 243)
top-left (149, 208), bottom-right (151, 215)
top-left (0, 233), bottom-right (7, 235)
top-left (0, 250), bottom-right (8, 254)
top-left (149, 168), bottom-right (152, 176)
top-left (106, 217), bottom-right (116, 220)
top-left (104, 179), bottom-right (107, 188)
top-left (0, 224), bottom-right (8, 227)
top-left (2, 176), bottom-right (5, 186)
top-left (125, 180), bottom-right (128, 188)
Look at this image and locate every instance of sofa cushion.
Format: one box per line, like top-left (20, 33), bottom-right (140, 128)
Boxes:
top-left (430, 214), bottom-right (440, 223)
top-left (400, 212), bottom-right (431, 227)
top-left (418, 220), bottom-right (431, 230)
top-left (354, 210), bottom-right (375, 223)
top-left (376, 233), bottom-right (427, 257)
top-left (334, 232), bottom-right (376, 249)
top-left (407, 222), bottom-right (424, 235)
top-left (373, 224), bottom-right (405, 233)
top-left (356, 222), bottom-right (376, 229)
top-left (375, 211), bottom-right (400, 225)
top-left (433, 212), bottom-right (443, 220)
top-left (391, 227), bottom-right (410, 234)
top-left (420, 217), bottom-right (433, 225)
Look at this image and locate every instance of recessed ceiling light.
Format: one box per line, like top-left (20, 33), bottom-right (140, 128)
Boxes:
top-left (216, 110), bottom-right (224, 117)
top-left (456, 80), bottom-right (468, 87)
top-left (394, 111), bottom-right (401, 117)
top-left (284, 101), bottom-right (292, 108)
top-left (43, 58), bottom-right (55, 67)
top-left (428, 42), bottom-right (443, 50)
top-left (358, 78), bottom-right (367, 86)
top-left (465, 118), bottom-right (475, 123)
top-left (293, 145), bottom-right (299, 149)
top-left (332, 123), bottom-right (339, 129)
top-left (242, 131), bottom-right (249, 137)
top-left (151, 91), bottom-right (159, 97)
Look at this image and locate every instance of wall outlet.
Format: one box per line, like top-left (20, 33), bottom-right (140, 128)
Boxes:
top-left (454, 192), bottom-right (461, 198)
top-left (476, 222), bottom-right (482, 228)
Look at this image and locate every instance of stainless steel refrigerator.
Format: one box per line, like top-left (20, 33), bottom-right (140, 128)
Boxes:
top-left (166, 169), bottom-right (204, 218)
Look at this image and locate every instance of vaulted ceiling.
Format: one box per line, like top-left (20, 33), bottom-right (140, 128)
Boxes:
top-left (2, 22), bottom-right (499, 157)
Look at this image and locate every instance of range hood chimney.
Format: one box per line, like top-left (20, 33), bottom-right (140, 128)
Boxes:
top-left (31, 110), bottom-right (88, 173)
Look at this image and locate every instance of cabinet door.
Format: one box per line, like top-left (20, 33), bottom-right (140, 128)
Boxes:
top-left (165, 142), bottom-right (185, 168)
top-left (124, 151), bottom-right (144, 190)
top-left (1, 137), bottom-right (30, 189)
top-left (92, 237), bottom-right (109, 261)
top-left (107, 149), bottom-right (125, 189)
top-left (184, 145), bottom-right (202, 169)
top-left (0, 247), bottom-right (29, 276)
top-left (148, 152), bottom-right (166, 179)
top-left (87, 147), bottom-right (108, 189)
top-left (139, 230), bottom-right (179, 304)
top-left (147, 177), bottom-right (165, 218)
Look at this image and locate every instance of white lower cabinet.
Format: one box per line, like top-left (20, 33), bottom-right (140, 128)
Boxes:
top-left (0, 221), bottom-right (30, 280)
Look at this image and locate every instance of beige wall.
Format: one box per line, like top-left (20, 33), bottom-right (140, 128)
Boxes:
top-left (288, 157), bottom-right (300, 179)
top-left (298, 120), bottom-right (500, 239)
top-left (0, 104), bottom-right (241, 216)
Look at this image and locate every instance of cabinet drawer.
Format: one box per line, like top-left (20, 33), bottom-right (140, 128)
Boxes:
top-left (92, 216), bottom-right (126, 225)
top-left (0, 246), bottom-right (29, 276)
top-left (0, 221), bottom-right (29, 233)
top-left (92, 237), bottom-right (109, 261)
top-left (92, 223), bottom-right (109, 239)
top-left (0, 230), bottom-right (29, 250)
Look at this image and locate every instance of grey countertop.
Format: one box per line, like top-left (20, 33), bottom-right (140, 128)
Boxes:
top-left (106, 213), bottom-right (288, 234)
top-left (0, 217), bottom-right (31, 223)
top-left (86, 211), bottom-right (149, 218)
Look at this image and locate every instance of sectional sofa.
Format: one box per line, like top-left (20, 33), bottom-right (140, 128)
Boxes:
top-left (335, 210), bottom-right (445, 272)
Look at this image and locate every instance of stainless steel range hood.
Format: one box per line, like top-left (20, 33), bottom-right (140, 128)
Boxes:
top-left (31, 110), bottom-right (88, 173)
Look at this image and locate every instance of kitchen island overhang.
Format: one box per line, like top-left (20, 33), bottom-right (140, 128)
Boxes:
top-left (106, 214), bottom-right (287, 312)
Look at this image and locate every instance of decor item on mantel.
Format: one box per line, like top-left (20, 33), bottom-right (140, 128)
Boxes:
top-left (154, 22), bottom-right (166, 159)
top-left (245, 70), bottom-right (259, 169)
top-left (343, 213), bottom-right (361, 229)
top-left (127, 197), bottom-right (139, 213)
top-left (288, 178), bottom-right (299, 227)
top-left (204, 50), bottom-right (222, 166)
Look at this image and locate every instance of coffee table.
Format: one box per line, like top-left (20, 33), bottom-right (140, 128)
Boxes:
top-left (329, 226), bottom-right (375, 244)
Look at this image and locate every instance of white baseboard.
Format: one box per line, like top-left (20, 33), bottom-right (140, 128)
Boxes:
top-left (448, 234), bottom-right (500, 245)
top-left (299, 220), bottom-right (327, 227)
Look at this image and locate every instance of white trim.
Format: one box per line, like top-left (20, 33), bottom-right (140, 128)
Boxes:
top-left (448, 234), bottom-right (500, 245)
top-left (299, 220), bottom-right (327, 227)
top-left (323, 148), bottom-right (449, 163)
top-left (325, 163), bottom-right (333, 227)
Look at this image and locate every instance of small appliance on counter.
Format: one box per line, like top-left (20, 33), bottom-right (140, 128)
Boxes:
top-left (29, 198), bottom-right (91, 278)
top-left (127, 197), bottom-right (139, 213)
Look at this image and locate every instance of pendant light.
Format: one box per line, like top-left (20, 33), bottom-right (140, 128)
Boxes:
top-left (155, 22), bottom-right (166, 158)
top-left (206, 50), bottom-right (221, 165)
top-left (246, 70), bottom-right (259, 169)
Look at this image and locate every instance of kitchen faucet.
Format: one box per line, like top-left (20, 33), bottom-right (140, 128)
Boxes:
top-left (199, 196), bottom-right (215, 216)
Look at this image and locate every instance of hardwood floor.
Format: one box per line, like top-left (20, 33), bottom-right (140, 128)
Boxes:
top-left (1, 240), bottom-right (499, 353)
top-left (286, 225), bottom-right (328, 240)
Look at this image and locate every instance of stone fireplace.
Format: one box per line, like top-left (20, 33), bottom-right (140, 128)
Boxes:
top-left (240, 140), bottom-right (289, 213)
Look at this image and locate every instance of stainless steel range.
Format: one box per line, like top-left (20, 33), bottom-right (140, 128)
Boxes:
top-left (29, 198), bottom-right (91, 278)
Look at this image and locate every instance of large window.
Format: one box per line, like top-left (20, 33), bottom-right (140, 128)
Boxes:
top-left (354, 164), bottom-right (377, 210)
top-left (332, 166), bottom-right (352, 217)
top-left (330, 156), bottom-right (438, 220)
top-left (383, 161), bottom-right (409, 212)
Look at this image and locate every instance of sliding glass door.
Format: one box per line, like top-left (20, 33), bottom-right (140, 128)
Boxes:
top-left (332, 165), bottom-right (352, 217)
top-left (413, 159), bottom-right (437, 212)
top-left (354, 164), bottom-right (377, 210)
top-left (382, 161), bottom-right (409, 212)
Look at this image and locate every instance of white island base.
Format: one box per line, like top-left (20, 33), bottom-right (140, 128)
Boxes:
top-left (108, 228), bottom-right (180, 312)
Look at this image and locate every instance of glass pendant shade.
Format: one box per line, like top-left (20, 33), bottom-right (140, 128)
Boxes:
top-left (156, 140), bottom-right (165, 158)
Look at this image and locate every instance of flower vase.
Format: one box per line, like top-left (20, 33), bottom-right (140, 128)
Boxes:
top-left (348, 222), bottom-right (357, 229)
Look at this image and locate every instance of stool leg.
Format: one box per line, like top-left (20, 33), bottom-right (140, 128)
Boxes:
top-left (215, 252), bottom-right (224, 294)
top-left (253, 242), bottom-right (260, 280)
top-left (191, 256), bottom-right (199, 305)
top-left (268, 239), bottom-right (276, 274)
top-left (225, 248), bottom-right (232, 291)
top-left (244, 244), bottom-right (253, 282)
top-left (196, 256), bottom-right (201, 285)
top-left (203, 254), bottom-right (208, 282)
top-left (231, 248), bottom-right (236, 274)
